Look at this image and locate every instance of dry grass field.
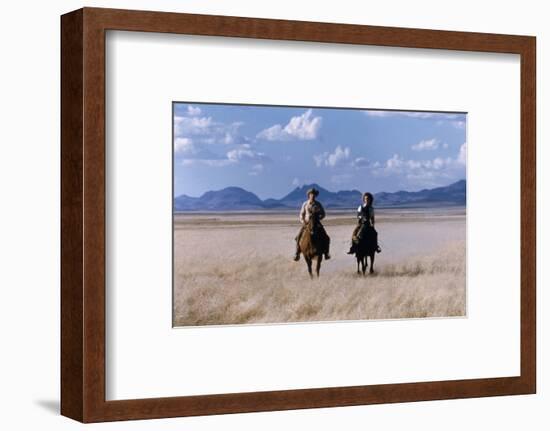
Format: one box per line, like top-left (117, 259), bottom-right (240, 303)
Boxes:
top-left (173, 208), bottom-right (466, 326)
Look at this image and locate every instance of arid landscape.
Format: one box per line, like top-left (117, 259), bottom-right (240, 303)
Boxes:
top-left (173, 207), bottom-right (466, 326)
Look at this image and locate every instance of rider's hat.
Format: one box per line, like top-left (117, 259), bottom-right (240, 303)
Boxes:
top-left (307, 188), bottom-right (319, 197)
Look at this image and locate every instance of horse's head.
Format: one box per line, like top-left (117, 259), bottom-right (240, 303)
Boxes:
top-left (312, 205), bottom-right (323, 219)
top-left (306, 213), bottom-right (321, 236)
top-left (310, 209), bottom-right (322, 222)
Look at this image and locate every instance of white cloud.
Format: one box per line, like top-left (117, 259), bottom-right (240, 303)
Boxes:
top-left (313, 145), bottom-right (350, 167)
top-left (176, 138), bottom-right (270, 167)
top-left (174, 114), bottom-right (244, 146)
top-left (249, 164), bottom-right (264, 176)
top-left (331, 173), bottom-right (353, 185)
top-left (452, 120), bottom-right (466, 129)
top-left (257, 109), bottom-right (322, 141)
top-left (174, 115), bottom-right (213, 136)
top-left (174, 137), bottom-right (233, 164)
top-left (181, 158), bottom-right (235, 167)
top-left (457, 142), bottom-right (467, 165)
top-left (221, 132), bottom-right (235, 145)
top-left (291, 177), bottom-right (315, 187)
top-left (182, 145), bottom-right (270, 168)
top-left (174, 106), bottom-right (281, 171)
top-left (313, 154), bottom-right (323, 167)
top-left (411, 138), bottom-right (441, 151)
top-left (372, 154), bottom-right (455, 187)
top-left (370, 142), bottom-right (466, 188)
top-left (227, 146), bottom-right (269, 163)
top-left (186, 105), bottom-right (202, 116)
top-left (379, 154), bottom-right (455, 173)
top-left (174, 137), bottom-right (194, 154)
top-left (285, 109), bottom-right (322, 139)
top-left (174, 110), bottom-right (256, 167)
top-left (352, 157), bottom-right (370, 168)
top-left (363, 110), bottom-right (393, 118)
top-left (257, 125), bottom-right (283, 141)
top-left (364, 110), bottom-right (464, 120)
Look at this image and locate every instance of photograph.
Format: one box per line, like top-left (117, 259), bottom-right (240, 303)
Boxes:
top-left (173, 102), bottom-right (467, 326)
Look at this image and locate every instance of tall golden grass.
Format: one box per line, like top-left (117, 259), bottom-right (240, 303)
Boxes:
top-left (173, 223), bottom-right (466, 326)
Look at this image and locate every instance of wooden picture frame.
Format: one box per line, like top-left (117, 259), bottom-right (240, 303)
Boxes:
top-left (61, 7), bottom-right (536, 423)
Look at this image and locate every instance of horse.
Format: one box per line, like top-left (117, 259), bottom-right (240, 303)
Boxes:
top-left (298, 214), bottom-right (330, 278)
top-left (353, 225), bottom-right (377, 276)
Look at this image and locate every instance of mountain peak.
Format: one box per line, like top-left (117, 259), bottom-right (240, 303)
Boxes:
top-left (283, 183), bottom-right (332, 202)
top-left (200, 186), bottom-right (248, 197)
top-left (294, 183), bottom-right (325, 191)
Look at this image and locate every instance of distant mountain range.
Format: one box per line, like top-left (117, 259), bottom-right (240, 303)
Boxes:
top-left (174, 179), bottom-right (466, 211)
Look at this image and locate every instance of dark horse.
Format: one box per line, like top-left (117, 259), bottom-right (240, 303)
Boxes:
top-left (353, 226), bottom-right (377, 275)
top-left (298, 214), bottom-right (330, 278)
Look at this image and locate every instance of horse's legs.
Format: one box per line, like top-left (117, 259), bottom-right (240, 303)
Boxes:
top-left (369, 253), bottom-right (375, 274)
top-left (305, 256), bottom-right (313, 279)
top-left (356, 256), bottom-right (361, 274)
top-left (362, 256), bottom-right (367, 276)
top-left (316, 255), bottom-right (322, 277)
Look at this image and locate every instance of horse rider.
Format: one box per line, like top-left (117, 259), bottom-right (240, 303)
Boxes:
top-left (294, 188), bottom-right (331, 261)
top-left (347, 192), bottom-right (382, 255)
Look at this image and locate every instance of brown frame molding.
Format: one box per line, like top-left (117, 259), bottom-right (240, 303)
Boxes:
top-left (61, 7), bottom-right (536, 423)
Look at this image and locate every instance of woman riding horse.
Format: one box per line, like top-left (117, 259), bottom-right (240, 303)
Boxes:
top-left (347, 192), bottom-right (382, 255)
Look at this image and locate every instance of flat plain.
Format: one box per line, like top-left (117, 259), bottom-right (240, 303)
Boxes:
top-left (173, 207), bottom-right (466, 326)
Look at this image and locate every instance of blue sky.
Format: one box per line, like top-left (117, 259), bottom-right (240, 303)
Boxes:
top-left (173, 102), bottom-right (466, 199)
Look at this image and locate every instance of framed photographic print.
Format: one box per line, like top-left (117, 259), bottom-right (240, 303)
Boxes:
top-left (61, 7), bottom-right (536, 422)
top-left (172, 102), bottom-right (468, 326)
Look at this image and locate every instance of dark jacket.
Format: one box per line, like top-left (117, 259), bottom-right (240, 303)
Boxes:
top-left (357, 204), bottom-right (375, 227)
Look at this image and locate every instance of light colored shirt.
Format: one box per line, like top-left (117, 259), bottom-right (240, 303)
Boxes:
top-left (299, 200), bottom-right (326, 223)
top-left (357, 204), bottom-right (375, 225)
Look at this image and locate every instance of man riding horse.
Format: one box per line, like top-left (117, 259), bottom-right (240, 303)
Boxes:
top-left (294, 188), bottom-right (331, 261)
top-left (347, 192), bottom-right (382, 255)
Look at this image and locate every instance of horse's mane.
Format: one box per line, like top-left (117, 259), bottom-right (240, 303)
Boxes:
top-left (355, 225), bottom-right (378, 256)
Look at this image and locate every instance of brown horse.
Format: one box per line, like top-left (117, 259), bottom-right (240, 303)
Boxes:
top-left (298, 215), bottom-right (329, 278)
top-left (353, 226), bottom-right (377, 275)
